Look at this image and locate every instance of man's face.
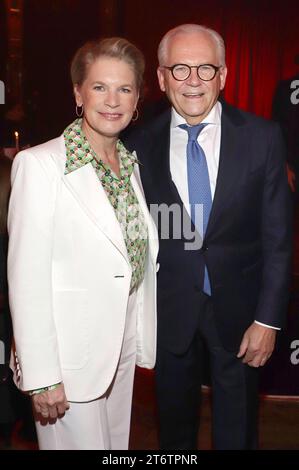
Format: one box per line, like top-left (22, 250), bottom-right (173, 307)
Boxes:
top-left (157, 32), bottom-right (227, 125)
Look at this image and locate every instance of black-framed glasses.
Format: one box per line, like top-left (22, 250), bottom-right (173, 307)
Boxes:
top-left (163, 63), bottom-right (222, 81)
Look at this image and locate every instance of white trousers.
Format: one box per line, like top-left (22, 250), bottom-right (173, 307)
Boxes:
top-left (35, 292), bottom-right (137, 450)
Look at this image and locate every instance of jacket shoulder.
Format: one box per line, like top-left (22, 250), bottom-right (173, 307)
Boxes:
top-left (223, 102), bottom-right (279, 132)
top-left (17, 135), bottom-right (65, 159)
top-left (12, 135), bottom-right (65, 177)
top-left (122, 108), bottom-right (171, 152)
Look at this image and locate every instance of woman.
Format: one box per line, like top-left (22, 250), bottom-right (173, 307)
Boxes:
top-left (7, 38), bottom-right (158, 450)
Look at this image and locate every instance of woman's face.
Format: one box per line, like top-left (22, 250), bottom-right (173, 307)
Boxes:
top-left (74, 57), bottom-right (139, 139)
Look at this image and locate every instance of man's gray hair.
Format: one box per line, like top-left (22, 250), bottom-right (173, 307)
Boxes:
top-left (158, 24), bottom-right (226, 67)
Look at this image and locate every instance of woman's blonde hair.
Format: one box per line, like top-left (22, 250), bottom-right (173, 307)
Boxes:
top-left (71, 37), bottom-right (145, 91)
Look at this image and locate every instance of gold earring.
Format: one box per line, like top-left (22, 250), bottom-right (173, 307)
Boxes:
top-left (132, 108), bottom-right (139, 122)
top-left (76, 104), bottom-right (84, 117)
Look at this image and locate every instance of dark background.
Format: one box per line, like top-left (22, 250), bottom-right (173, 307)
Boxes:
top-left (1, 0), bottom-right (299, 144)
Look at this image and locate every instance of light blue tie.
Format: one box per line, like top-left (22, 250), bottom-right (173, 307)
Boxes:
top-left (179, 123), bottom-right (212, 295)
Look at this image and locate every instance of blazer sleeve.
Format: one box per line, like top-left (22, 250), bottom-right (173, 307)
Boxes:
top-left (254, 123), bottom-right (293, 328)
top-left (7, 150), bottom-right (62, 391)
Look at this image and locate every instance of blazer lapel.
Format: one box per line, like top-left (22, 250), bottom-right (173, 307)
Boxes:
top-left (63, 162), bottom-right (129, 263)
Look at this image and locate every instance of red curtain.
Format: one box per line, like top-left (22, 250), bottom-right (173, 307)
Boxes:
top-left (222, 0), bottom-right (299, 117)
top-left (12, 0), bottom-right (299, 145)
top-left (123, 0), bottom-right (299, 119)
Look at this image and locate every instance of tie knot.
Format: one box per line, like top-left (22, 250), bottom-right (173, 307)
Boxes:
top-left (179, 123), bottom-right (207, 142)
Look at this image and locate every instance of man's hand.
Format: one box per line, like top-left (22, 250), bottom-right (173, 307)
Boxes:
top-left (237, 323), bottom-right (277, 367)
top-left (32, 383), bottom-right (69, 419)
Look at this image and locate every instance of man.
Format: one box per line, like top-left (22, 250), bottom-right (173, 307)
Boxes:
top-left (124, 24), bottom-right (292, 449)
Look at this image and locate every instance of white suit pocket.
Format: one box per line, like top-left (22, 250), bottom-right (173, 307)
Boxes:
top-left (53, 290), bottom-right (89, 369)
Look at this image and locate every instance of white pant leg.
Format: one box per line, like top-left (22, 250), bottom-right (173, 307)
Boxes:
top-left (35, 399), bottom-right (110, 450)
top-left (106, 290), bottom-right (137, 449)
top-left (35, 291), bottom-right (137, 450)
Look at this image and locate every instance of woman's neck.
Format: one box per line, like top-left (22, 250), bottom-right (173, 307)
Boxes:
top-left (82, 119), bottom-right (117, 155)
top-left (82, 119), bottom-right (120, 176)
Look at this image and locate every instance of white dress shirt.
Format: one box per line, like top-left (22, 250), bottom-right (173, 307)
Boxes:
top-left (169, 101), bottom-right (278, 331)
top-left (170, 101), bottom-right (221, 215)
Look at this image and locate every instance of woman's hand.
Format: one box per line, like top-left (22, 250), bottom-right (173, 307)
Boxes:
top-left (32, 383), bottom-right (70, 419)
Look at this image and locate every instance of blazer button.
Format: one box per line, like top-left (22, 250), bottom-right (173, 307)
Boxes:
top-left (201, 243), bottom-right (208, 252)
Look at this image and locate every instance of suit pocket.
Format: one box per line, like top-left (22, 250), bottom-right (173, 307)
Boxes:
top-left (53, 290), bottom-right (89, 369)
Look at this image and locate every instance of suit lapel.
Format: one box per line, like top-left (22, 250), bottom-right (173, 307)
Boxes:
top-left (142, 105), bottom-right (247, 242)
top-left (205, 105), bottom-right (245, 237)
top-left (63, 162), bottom-right (129, 262)
top-left (150, 112), bottom-right (184, 207)
top-left (131, 162), bottom-right (159, 262)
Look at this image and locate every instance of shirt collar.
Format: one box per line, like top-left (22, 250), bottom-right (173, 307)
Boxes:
top-left (170, 100), bottom-right (222, 129)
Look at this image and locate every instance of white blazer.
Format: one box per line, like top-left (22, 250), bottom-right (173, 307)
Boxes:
top-left (7, 135), bottom-right (159, 402)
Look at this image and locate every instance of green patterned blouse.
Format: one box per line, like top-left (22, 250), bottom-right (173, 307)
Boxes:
top-left (64, 119), bottom-right (148, 292)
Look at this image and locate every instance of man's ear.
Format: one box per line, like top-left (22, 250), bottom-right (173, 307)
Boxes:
top-left (73, 84), bottom-right (82, 106)
top-left (157, 67), bottom-right (166, 92)
top-left (219, 66), bottom-right (228, 91)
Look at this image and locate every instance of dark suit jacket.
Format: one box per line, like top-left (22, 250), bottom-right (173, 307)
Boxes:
top-left (124, 102), bottom-right (293, 353)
